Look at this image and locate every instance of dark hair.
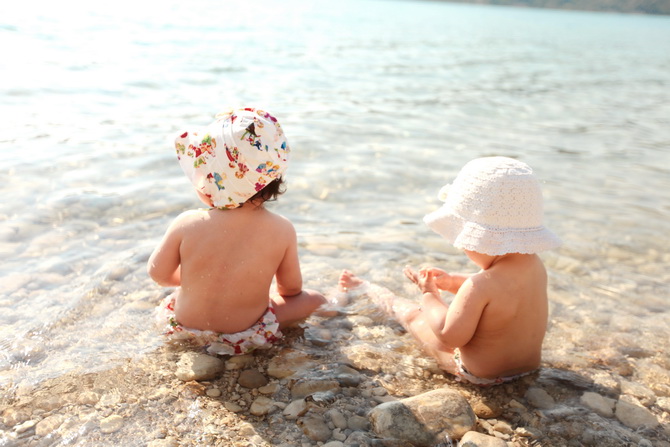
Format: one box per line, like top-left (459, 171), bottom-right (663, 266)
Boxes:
top-left (248, 176), bottom-right (286, 204)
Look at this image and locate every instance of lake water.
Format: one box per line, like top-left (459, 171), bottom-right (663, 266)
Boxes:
top-left (1, 0), bottom-right (669, 440)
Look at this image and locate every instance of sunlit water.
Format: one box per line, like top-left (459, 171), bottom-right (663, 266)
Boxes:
top-left (1, 0), bottom-right (669, 425)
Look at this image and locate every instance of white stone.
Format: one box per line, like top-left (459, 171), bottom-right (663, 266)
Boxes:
top-left (35, 414), bottom-right (65, 437)
top-left (580, 392), bottom-right (615, 418)
top-left (249, 396), bottom-right (275, 416)
top-left (615, 397), bottom-right (659, 429)
top-left (100, 415), bottom-right (124, 434)
top-left (525, 387), bottom-right (555, 409)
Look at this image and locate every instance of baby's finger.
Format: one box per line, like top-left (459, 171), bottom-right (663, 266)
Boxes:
top-left (403, 266), bottom-right (418, 284)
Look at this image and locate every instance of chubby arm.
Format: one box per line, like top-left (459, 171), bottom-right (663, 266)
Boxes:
top-left (422, 268), bottom-right (473, 294)
top-left (147, 215), bottom-right (186, 287)
top-left (274, 223), bottom-right (304, 297)
top-left (408, 269), bottom-right (487, 348)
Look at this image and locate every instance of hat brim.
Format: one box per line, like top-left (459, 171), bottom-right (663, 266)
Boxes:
top-left (423, 206), bottom-right (561, 256)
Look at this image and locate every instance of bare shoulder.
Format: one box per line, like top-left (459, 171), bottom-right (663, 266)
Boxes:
top-left (172, 208), bottom-right (210, 226)
top-left (262, 209), bottom-right (296, 233)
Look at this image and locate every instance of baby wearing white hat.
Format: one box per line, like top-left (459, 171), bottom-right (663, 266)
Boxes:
top-left (148, 108), bottom-right (326, 356)
top-left (340, 156), bottom-right (560, 385)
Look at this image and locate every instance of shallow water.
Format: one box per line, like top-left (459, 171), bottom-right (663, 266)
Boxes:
top-left (1, 0), bottom-right (669, 443)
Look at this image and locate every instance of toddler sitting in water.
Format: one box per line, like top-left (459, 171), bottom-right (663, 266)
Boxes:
top-left (340, 156), bottom-right (561, 385)
top-left (148, 108), bottom-right (326, 356)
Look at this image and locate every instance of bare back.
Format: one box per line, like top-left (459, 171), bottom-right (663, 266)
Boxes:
top-left (459, 253), bottom-right (548, 378)
top-left (152, 204), bottom-right (298, 333)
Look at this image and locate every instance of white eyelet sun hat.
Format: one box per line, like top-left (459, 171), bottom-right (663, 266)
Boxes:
top-left (423, 156), bottom-right (561, 255)
top-left (174, 108), bottom-right (290, 209)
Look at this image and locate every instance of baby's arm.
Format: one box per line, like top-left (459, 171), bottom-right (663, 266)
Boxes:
top-left (407, 269), bottom-right (484, 348)
top-left (147, 215), bottom-right (185, 287)
top-left (422, 268), bottom-right (473, 294)
top-left (274, 224), bottom-right (304, 297)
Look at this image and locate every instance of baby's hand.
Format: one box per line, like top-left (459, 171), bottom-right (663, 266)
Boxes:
top-left (422, 268), bottom-right (453, 291)
top-left (403, 266), bottom-right (440, 295)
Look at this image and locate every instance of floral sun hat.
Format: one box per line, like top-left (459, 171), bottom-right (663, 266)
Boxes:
top-left (423, 156), bottom-right (561, 256)
top-left (174, 108), bottom-right (290, 209)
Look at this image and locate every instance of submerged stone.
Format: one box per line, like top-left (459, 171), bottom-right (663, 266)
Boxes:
top-left (615, 397), bottom-right (659, 429)
top-left (175, 352), bottom-right (224, 381)
top-left (458, 430), bottom-right (508, 447)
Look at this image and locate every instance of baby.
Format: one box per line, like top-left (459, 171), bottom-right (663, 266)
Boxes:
top-left (148, 108), bottom-right (326, 356)
top-left (340, 157), bottom-right (561, 385)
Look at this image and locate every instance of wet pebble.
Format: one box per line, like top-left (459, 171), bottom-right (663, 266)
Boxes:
top-left (78, 391), bottom-right (100, 405)
top-left (100, 414), bottom-right (124, 434)
top-left (326, 408), bottom-right (347, 429)
top-left (225, 355), bottom-right (255, 371)
top-left (457, 430), bottom-right (508, 447)
top-left (347, 414), bottom-right (370, 431)
top-left (298, 415), bottom-right (331, 442)
top-left (206, 388), bottom-right (222, 397)
top-left (291, 379), bottom-right (340, 399)
top-left (175, 352), bottom-right (224, 381)
top-left (620, 379), bottom-right (657, 406)
top-left (283, 399), bottom-right (308, 420)
top-left (472, 400), bottom-right (503, 418)
top-left (580, 391), bottom-right (615, 417)
top-left (238, 369), bottom-right (268, 389)
top-left (2, 408), bottom-right (31, 426)
top-left (525, 387), bottom-right (555, 409)
top-left (615, 396), bottom-right (659, 429)
top-left (14, 419), bottom-right (37, 434)
top-left (258, 382), bottom-right (281, 395)
top-left (267, 349), bottom-right (316, 379)
top-left (224, 401), bottom-right (244, 413)
top-left (249, 396), bottom-right (276, 416)
top-left (35, 414), bottom-right (65, 437)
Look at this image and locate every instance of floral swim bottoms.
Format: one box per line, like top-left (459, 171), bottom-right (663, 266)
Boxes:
top-left (156, 294), bottom-right (283, 356)
top-left (453, 350), bottom-right (535, 386)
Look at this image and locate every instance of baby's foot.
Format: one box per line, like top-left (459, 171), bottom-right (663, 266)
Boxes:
top-left (338, 270), bottom-right (364, 292)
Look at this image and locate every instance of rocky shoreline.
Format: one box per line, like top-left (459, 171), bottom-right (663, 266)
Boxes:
top-left (2, 308), bottom-right (669, 446)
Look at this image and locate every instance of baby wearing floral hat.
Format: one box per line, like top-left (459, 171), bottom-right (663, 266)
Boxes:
top-left (148, 108), bottom-right (326, 356)
top-left (339, 157), bottom-right (560, 385)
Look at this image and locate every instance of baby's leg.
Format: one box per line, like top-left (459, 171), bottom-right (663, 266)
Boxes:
top-left (271, 289), bottom-right (327, 328)
top-left (338, 270), bottom-right (458, 374)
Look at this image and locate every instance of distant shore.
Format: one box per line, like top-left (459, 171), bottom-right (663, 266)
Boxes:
top-left (433, 0), bottom-right (670, 15)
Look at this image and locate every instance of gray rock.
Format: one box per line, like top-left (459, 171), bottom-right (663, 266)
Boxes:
top-left (458, 431), bottom-right (508, 447)
top-left (238, 369), bottom-right (268, 389)
top-left (175, 352), bottom-right (224, 381)
top-left (224, 355), bottom-right (255, 371)
top-left (249, 396), bottom-right (275, 416)
top-left (580, 392), bottom-right (615, 417)
top-left (322, 441), bottom-right (345, 447)
top-left (525, 387), bottom-right (555, 409)
top-left (327, 409), bottom-right (348, 430)
top-left (369, 387), bottom-right (476, 446)
top-left (298, 415), bottom-right (331, 442)
top-left (283, 399), bottom-right (308, 420)
top-left (347, 414), bottom-right (370, 431)
top-left (291, 379), bottom-right (340, 399)
top-left (615, 397), bottom-right (659, 429)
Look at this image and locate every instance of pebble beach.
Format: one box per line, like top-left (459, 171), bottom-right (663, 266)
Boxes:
top-left (2, 292), bottom-right (669, 446)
